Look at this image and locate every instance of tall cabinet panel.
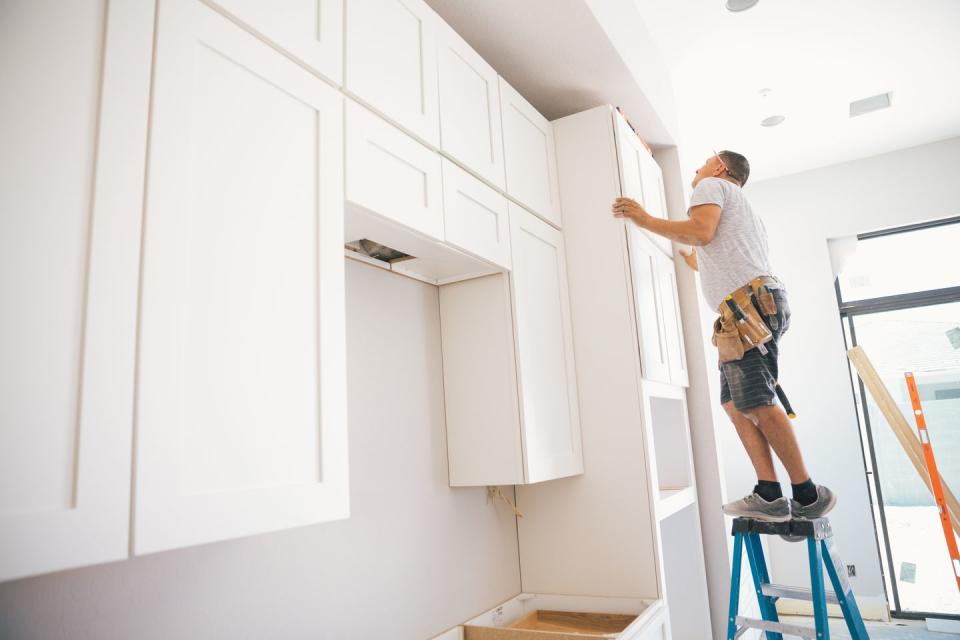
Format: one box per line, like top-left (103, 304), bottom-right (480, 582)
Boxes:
top-left (210, 0), bottom-right (343, 85)
top-left (345, 0), bottom-right (440, 145)
top-left (0, 0), bottom-right (154, 582)
top-left (437, 22), bottom-right (505, 189)
top-left (135, 0), bottom-right (348, 554)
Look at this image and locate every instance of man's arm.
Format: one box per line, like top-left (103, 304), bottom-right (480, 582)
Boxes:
top-left (612, 198), bottom-right (720, 246)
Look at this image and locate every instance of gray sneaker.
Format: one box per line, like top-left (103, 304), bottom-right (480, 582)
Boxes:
top-left (791, 485), bottom-right (838, 520)
top-left (722, 493), bottom-right (791, 522)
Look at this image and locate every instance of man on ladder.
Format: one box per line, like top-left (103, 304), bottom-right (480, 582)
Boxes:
top-left (613, 150), bottom-right (835, 522)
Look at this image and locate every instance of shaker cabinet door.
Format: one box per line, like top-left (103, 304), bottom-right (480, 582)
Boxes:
top-left (500, 78), bottom-right (562, 226)
top-left (210, 0), bottom-right (343, 85)
top-left (627, 227), bottom-right (671, 384)
top-left (437, 23), bottom-right (505, 189)
top-left (0, 0), bottom-right (154, 582)
top-left (509, 204), bottom-right (584, 483)
top-left (345, 0), bottom-right (440, 145)
top-left (135, 0), bottom-right (349, 554)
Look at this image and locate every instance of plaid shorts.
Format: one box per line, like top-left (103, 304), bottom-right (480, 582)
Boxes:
top-left (719, 288), bottom-right (791, 411)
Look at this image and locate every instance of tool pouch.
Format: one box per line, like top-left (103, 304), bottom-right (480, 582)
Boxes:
top-left (712, 316), bottom-right (745, 363)
top-left (714, 288), bottom-right (774, 362)
top-left (757, 287), bottom-right (778, 316)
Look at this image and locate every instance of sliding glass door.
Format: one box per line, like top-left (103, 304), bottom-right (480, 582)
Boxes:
top-left (837, 217), bottom-right (960, 618)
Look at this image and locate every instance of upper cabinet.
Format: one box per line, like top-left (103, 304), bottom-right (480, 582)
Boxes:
top-left (499, 78), bottom-right (563, 227)
top-left (440, 203), bottom-right (583, 486)
top-left (0, 0), bottom-right (154, 583)
top-left (441, 159), bottom-right (512, 269)
top-left (437, 22), bottom-right (505, 190)
top-left (345, 99), bottom-right (444, 241)
top-left (134, 0), bottom-right (349, 555)
top-left (209, 0), bottom-right (343, 85)
top-left (613, 110), bottom-right (671, 254)
top-left (344, 0), bottom-right (440, 146)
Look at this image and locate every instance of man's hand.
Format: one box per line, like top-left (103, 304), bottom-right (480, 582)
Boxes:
top-left (680, 248), bottom-right (698, 271)
top-left (612, 197), bottom-right (652, 228)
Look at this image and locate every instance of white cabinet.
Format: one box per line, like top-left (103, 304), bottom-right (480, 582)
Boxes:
top-left (210, 0), bottom-right (343, 85)
top-left (614, 111), bottom-right (671, 254)
top-left (440, 203), bottom-right (582, 486)
top-left (437, 22), bottom-right (505, 189)
top-left (441, 159), bottom-right (511, 268)
top-left (657, 256), bottom-right (689, 387)
top-left (0, 0), bottom-right (153, 582)
top-left (345, 0), bottom-right (440, 146)
top-left (346, 99), bottom-right (445, 241)
top-left (499, 78), bottom-right (563, 227)
top-left (627, 228), bottom-right (670, 384)
top-left (627, 229), bottom-right (688, 387)
top-left (135, 0), bottom-right (348, 554)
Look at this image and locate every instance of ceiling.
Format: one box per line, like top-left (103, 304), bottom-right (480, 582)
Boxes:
top-left (425, 0), bottom-right (680, 146)
top-left (632, 0), bottom-right (960, 182)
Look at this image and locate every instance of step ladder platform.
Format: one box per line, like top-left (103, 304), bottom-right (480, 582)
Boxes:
top-left (761, 582), bottom-right (840, 605)
top-left (732, 517), bottom-right (832, 539)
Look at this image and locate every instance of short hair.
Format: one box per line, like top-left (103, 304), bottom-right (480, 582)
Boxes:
top-left (719, 150), bottom-right (750, 186)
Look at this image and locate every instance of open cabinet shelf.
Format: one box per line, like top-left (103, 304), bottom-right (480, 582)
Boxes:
top-left (657, 486), bottom-right (697, 521)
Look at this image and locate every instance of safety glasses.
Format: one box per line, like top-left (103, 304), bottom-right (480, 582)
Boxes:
top-left (713, 149), bottom-right (729, 172)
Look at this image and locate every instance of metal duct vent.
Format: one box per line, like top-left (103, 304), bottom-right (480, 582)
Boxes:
top-left (345, 239), bottom-right (413, 264)
top-left (849, 92), bottom-right (893, 118)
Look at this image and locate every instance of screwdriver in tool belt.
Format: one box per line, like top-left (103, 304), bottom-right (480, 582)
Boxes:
top-left (724, 296), bottom-right (769, 356)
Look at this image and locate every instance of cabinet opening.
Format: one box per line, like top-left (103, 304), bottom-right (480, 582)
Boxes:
top-left (345, 238), bottom-right (415, 264)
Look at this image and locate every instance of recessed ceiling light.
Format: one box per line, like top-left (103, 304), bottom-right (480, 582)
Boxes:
top-left (761, 115), bottom-right (786, 127)
top-left (726, 0), bottom-right (760, 11)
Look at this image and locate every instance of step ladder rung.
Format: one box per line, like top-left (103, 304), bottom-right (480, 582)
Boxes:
top-left (762, 582), bottom-right (840, 605)
top-left (736, 616), bottom-right (817, 639)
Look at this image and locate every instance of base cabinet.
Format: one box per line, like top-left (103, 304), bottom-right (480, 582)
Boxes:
top-left (439, 204), bottom-right (582, 486)
top-left (432, 595), bottom-right (669, 640)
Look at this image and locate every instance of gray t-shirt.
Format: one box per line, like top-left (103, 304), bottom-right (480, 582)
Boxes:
top-left (688, 177), bottom-right (773, 310)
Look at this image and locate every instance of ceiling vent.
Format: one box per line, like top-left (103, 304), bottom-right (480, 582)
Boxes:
top-left (850, 92), bottom-right (893, 118)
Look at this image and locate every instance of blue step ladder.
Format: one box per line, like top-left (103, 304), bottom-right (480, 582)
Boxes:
top-left (727, 517), bottom-right (870, 639)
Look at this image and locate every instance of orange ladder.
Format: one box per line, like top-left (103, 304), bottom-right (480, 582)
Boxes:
top-left (904, 371), bottom-right (960, 592)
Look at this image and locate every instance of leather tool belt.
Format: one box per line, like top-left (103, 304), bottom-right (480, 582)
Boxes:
top-left (712, 276), bottom-right (782, 363)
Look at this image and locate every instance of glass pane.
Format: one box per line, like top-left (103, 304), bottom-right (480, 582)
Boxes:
top-left (837, 221), bottom-right (960, 302)
top-left (852, 301), bottom-right (960, 615)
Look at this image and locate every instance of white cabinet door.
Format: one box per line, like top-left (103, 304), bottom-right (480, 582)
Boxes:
top-left (627, 227), bottom-right (671, 384)
top-left (0, 0), bottom-right (153, 583)
top-left (135, 0), bottom-right (348, 555)
top-left (210, 0), bottom-right (343, 85)
top-left (657, 254), bottom-right (689, 387)
top-left (346, 100), bottom-right (444, 241)
top-left (500, 78), bottom-right (562, 227)
top-left (509, 204), bottom-right (583, 483)
top-left (441, 159), bottom-right (511, 268)
top-left (436, 22), bottom-right (505, 189)
top-left (345, 0), bottom-right (440, 146)
top-left (613, 111), bottom-right (671, 254)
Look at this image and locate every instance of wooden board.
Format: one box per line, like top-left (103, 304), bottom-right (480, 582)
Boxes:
top-left (510, 610), bottom-right (635, 634)
top-left (847, 346), bottom-right (960, 534)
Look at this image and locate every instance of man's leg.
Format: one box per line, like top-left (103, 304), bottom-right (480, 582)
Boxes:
top-left (723, 401), bottom-right (778, 482)
top-left (750, 404), bottom-right (810, 484)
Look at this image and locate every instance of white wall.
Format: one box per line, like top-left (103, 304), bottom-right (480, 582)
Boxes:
top-left (0, 261), bottom-right (522, 639)
top-left (740, 136), bottom-right (960, 612)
